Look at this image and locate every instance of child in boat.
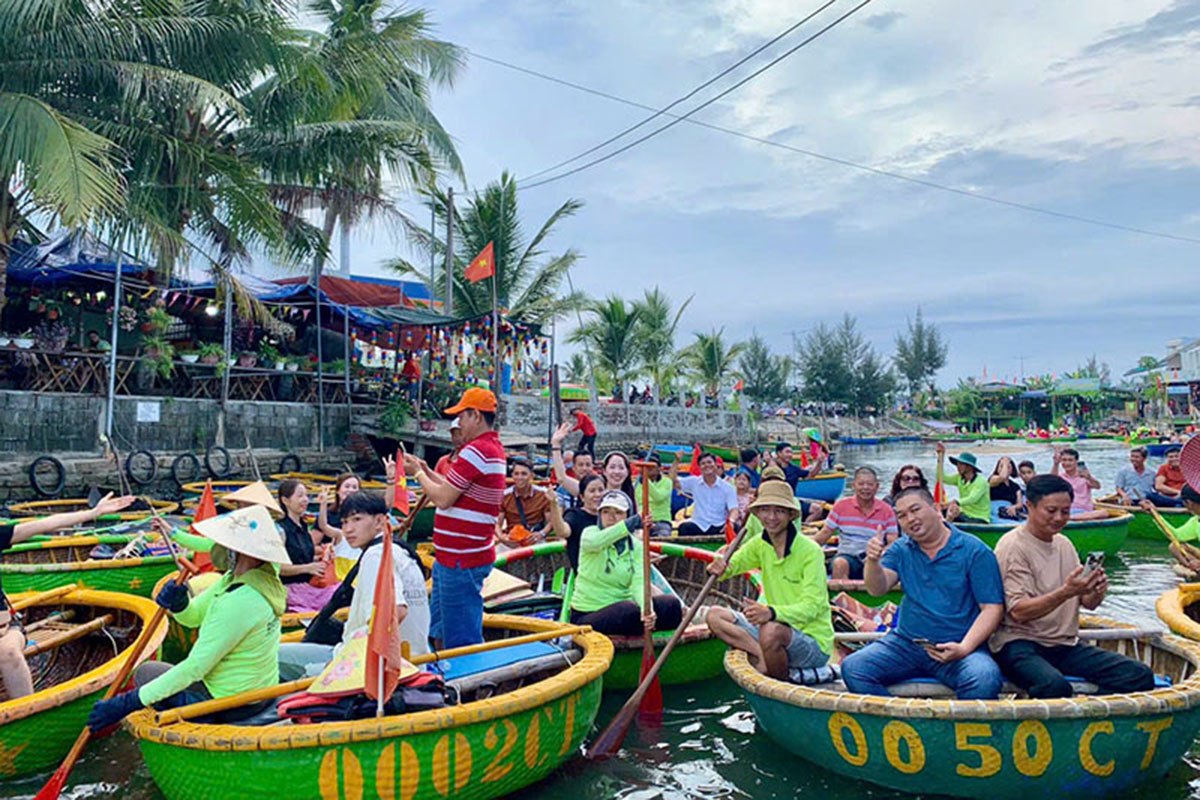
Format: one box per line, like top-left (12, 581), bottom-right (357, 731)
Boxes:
top-left (840, 486), bottom-right (1005, 700)
top-left (705, 479), bottom-right (834, 681)
top-left (990, 475), bottom-right (1154, 697)
top-left (0, 493), bottom-right (135, 699)
top-left (87, 505), bottom-right (289, 731)
top-left (567, 491), bottom-right (682, 635)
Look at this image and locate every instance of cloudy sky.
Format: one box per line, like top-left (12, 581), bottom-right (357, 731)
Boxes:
top-left (334, 0), bottom-right (1200, 386)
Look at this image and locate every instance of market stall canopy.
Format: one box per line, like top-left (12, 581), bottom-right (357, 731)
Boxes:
top-left (5, 231), bottom-right (173, 286)
top-left (265, 275), bottom-right (436, 309)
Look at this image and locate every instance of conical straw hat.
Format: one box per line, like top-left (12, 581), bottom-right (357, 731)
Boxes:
top-left (193, 504), bottom-right (292, 564)
top-left (220, 480), bottom-right (283, 517)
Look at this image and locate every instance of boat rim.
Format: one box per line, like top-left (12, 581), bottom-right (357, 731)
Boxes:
top-left (123, 613), bottom-right (613, 750)
top-left (955, 508), bottom-right (1133, 532)
top-left (727, 615), bottom-right (1200, 720)
top-left (0, 589), bottom-right (166, 725)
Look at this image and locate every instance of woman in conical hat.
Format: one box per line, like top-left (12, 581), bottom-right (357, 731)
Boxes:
top-left (87, 505), bottom-right (291, 731)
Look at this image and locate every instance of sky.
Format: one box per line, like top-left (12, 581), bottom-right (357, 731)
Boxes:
top-left (318, 0), bottom-right (1200, 387)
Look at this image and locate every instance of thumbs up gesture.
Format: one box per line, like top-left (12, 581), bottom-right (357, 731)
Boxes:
top-left (865, 525), bottom-right (886, 562)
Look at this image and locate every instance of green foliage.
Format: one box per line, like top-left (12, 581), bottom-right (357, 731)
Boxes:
top-left (797, 314), bottom-right (896, 410)
top-left (258, 341), bottom-right (282, 364)
top-left (738, 334), bottom-right (794, 402)
top-left (1067, 354), bottom-right (1111, 383)
top-left (894, 307), bottom-right (948, 396)
top-left (198, 343), bottom-right (226, 359)
top-left (563, 353), bottom-right (590, 385)
top-left (379, 394), bottom-right (412, 436)
top-left (946, 381), bottom-right (982, 418)
top-left (567, 295), bottom-right (642, 395)
top-left (853, 347), bottom-right (898, 411)
top-left (682, 328), bottom-right (745, 398)
top-left (632, 287), bottom-right (692, 399)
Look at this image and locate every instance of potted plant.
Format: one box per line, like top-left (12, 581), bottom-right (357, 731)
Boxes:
top-left (13, 331), bottom-right (34, 349)
top-left (198, 343), bottom-right (225, 365)
top-left (284, 355), bottom-right (301, 372)
top-left (180, 351), bottom-right (200, 364)
top-left (259, 342), bottom-right (284, 370)
top-left (238, 350), bottom-right (258, 368)
top-left (141, 335), bottom-right (176, 378)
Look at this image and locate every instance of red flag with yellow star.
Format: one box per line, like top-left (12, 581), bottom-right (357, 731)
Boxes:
top-left (464, 242), bottom-right (495, 284)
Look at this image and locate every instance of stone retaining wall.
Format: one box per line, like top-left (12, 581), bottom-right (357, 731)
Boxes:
top-left (499, 394), bottom-right (749, 445)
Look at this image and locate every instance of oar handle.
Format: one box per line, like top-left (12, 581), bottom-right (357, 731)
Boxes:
top-left (1146, 505), bottom-right (1185, 548)
top-left (11, 583), bottom-right (79, 612)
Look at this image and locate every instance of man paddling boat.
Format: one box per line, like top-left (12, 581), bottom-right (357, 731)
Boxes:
top-left (0, 493), bottom-right (135, 699)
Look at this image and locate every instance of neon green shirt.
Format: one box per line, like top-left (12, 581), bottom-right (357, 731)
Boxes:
top-left (722, 520), bottom-right (834, 655)
top-left (571, 522), bottom-right (645, 613)
top-left (138, 565), bottom-right (286, 706)
top-left (1175, 516), bottom-right (1200, 544)
top-left (945, 471), bottom-right (992, 522)
top-left (637, 476), bottom-right (674, 522)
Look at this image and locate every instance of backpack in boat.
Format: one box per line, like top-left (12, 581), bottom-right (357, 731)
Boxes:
top-left (277, 672), bottom-right (449, 723)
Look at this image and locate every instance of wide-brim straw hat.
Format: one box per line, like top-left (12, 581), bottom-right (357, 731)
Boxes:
top-left (747, 480), bottom-right (801, 516)
top-left (1182, 437), bottom-right (1200, 492)
top-left (220, 480), bottom-right (283, 517)
top-left (193, 505), bottom-right (292, 565)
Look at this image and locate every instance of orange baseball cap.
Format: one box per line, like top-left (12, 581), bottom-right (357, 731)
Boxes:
top-left (444, 386), bottom-right (497, 415)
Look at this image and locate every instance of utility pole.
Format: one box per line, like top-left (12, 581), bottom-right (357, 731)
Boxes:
top-left (443, 187), bottom-right (454, 316)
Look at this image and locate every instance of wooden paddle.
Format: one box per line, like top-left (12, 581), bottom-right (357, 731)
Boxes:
top-left (33, 560), bottom-right (194, 800)
top-left (155, 624), bottom-right (593, 724)
top-left (244, 433), bottom-right (262, 482)
top-left (1145, 504), bottom-right (1200, 567)
top-left (24, 615), bottom-right (112, 658)
top-left (589, 515), bottom-right (755, 758)
top-left (632, 460), bottom-right (663, 719)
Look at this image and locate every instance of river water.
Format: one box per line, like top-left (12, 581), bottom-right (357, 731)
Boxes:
top-left (5, 440), bottom-right (1197, 799)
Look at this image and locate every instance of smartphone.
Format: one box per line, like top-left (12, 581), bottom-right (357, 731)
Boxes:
top-left (1083, 551), bottom-right (1105, 576)
top-left (1078, 461), bottom-right (1088, 471)
top-left (912, 638), bottom-right (934, 647)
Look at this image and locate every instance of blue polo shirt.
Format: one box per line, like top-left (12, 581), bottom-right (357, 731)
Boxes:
top-left (881, 526), bottom-right (1004, 644)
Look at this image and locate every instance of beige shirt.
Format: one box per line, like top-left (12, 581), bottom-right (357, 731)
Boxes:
top-left (990, 524), bottom-right (1081, 651)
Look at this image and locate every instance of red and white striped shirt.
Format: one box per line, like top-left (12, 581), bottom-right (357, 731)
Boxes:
top-left (434, 430), bottom-right (505, 568)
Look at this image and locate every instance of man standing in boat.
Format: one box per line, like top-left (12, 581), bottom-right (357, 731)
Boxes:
top-left (840, 486), bottom-right (1006, 699)
top-left (990, 474), bottom-right (1154, 698)
top-left (404, 387), bottom-right (505, 648)
top-left (705, 478), bottom-right (833, 681)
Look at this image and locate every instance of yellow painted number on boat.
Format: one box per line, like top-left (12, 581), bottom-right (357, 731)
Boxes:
top-left (399, 741), bottom-right (420, 800)
top-left (882, 721), bottom-right (925, 774)
top-left (318, 749), bottom-right (364, 800)
top-left (374, 742), bottom-right (419, 800)
top-left (1079, 721), bottom-right (1115, 777)
top-left (955, 723), bottom-right (1001, 778)
top-left (828, 712), bottom-right (869, 767)
top-left (1011, 720), bottom-right (1052, 778)
top-left (1136, 717), bottom-right (1174, 770)
top-left (525, 708), bottom-right (550, 769)
top-left (557, 695), bottom-right (577, 757)
top-left (482, 719), bottom-right (519, 783)
top-left (431, 733), bottom-right (472, 796)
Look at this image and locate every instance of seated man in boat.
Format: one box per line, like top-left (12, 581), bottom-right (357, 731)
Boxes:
top-left (497, 458), bottom-right (551, 547)
top-left (1160, 484), bottom-right (1200, 575)
top-left (672, 453), bottom-right (739, 539)
top-left (87, 505), bottom-right (290, 731)
top-left (936, 444), bottom-right (991, 524)
top-left (1051, 447), bottom-right (1108, 520)
top-left (813, 467), bottom-right (899, 580)
top-left (568, 491), bottom-right (682, 635)
top-left (0, 492), bottom-right (135, 699)
top-left (705, 479), bottom-right (833, 681)
top-left (1115, 447), bottom-right (1156, 506)
top-left (840, 487), bottom-right (1005, 700)
top-left (1151, 446), bottom-right (1187, 507)
top-left (991, 475), bottom-right (1155, 698)
top-left (768, 442), bottom-right (809, 490)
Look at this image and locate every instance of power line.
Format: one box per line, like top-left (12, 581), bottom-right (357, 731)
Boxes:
top-left (517, 0), bottom-right (875, 191)
top-left (469, 55), bottom-right (1200, 246)
top-left (521, 0), bottom-right (839, 183)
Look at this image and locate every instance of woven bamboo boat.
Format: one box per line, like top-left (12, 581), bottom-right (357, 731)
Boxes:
top-left (6, 497), bottom-right (179, 520)
top-left (1, 535), bottom-right (188, 597)
top-left (1156, 585), bottom-right (1200, 640)
top-left (955, 509), bottom-right (1131, 556)
top-left (1095, 497), bottom-right (1190, 540)
top-left (126, 614), bottom-right (611, 800)
top-left (729, 616), bottom-right (1200, 798)
top-left (794, 472), bottom-right (848, 503)
top-left (179, 480), bottom-right (257, 497)
top-left (0, 588), bottom-right (167, 780)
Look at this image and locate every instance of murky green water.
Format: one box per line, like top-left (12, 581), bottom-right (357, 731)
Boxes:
top-left (7, 440), bottom-right (1200, 799)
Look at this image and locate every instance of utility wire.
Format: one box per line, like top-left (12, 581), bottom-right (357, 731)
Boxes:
top-left (470, 52), bottom-right (1200, 246)
top-left (517, 0), bottom-right (874, 192)
top-left (521, 0), bottom-right (839, 183)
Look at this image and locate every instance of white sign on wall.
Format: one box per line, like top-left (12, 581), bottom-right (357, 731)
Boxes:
top-left (136, 401), bottom-right (161, 423)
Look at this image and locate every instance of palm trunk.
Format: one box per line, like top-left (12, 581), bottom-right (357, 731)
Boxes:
top-left (310, 207), bottom-right (338, 283)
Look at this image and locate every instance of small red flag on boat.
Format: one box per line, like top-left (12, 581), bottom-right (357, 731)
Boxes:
top-left (464, 242), bottom-right (495, 284)
top-left (191, 480), bottom-right (218, 572)
top-left (365, 534), bottom-right (402, 706)
top-left (688, 444), bottom-right (702, 476)
top-left (392, 450), bottom-right (410, 515)
top-left (933, 480), bottom-right (946, 504)
top-left (734, 379), bottom-right (744, 392)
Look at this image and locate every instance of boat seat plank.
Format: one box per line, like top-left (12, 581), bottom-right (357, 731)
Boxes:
top-left (436, 641), bottom-right (568, 682)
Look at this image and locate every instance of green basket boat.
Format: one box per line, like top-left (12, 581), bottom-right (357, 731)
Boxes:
top-left (6, 497), bottom-right (180, 521)
top-left (493, 540), bottom-right (762, 689)
top-left (0, 588), bottom-right (167, 780)
top-left (954, 510), bottom-right (1131, 556)
top-left (729, 616), bottom-right (1200, 799)
top-left (1094, 499), bottom-right (1190, 541)
top-left (126, 614), bottom-right (612, 800)
top-left (1, 535), bottom-right (189, 597)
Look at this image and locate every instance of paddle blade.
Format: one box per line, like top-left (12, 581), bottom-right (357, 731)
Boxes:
top-left (637, 645), bottom-right (663, 718)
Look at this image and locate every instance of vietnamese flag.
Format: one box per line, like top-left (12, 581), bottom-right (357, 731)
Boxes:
top-left (190, 480), bottom-right (218, 572)
top-left (687, 443), bottom-right (702, 476)
top-left (365, 533), bottom-right (403, 707)
top-left (464, 241), bottom-right (495, 284)
top-left (392, 450), bottom-right (410, 515)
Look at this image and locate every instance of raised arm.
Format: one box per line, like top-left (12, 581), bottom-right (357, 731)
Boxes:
top-left (551, 422), bottom-right (580, 497)
top-left (11, 492), bottom-right (135, 545)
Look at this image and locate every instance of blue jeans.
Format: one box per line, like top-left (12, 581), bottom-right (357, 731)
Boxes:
top-left (430, 561), bottom-right (492, 648)
top-left (841, 633), bottom-right (1003, 699)
top-left (1145, 491), bottom-right (1184, 508)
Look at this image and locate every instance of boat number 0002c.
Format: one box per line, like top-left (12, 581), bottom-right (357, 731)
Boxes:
top-left (827, 712), bottom-right (1174, 778)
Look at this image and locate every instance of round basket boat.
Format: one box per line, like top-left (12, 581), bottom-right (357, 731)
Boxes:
top-left (268, 471), bottom-right (390, 491)
top-left (494, 540), bottom-right (761, 689)
top-left (179, 480), bottom-right (257, 497)
top-left (1, 536), bottom-right (189, 597)
top-left (1095, 498), bottom-right (1190, 541)
top-left (794, 472), bottom-right (848, 503)
top-left (955, 509), bottom-right (1131, 556)
top-left (729, 616), bottom-right (1200, 799)
top-left (125, 614), bottom-right (612, 800)
top-left (1156, 585), bottom-right (1200, 640)
top-left (0, 588), bottom-right (167, 780)
top-left (6, 497), bottom-right (179, 521)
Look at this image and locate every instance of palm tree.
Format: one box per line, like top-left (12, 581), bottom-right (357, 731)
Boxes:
top-left (682, 328), bottom-right (745, 400)
top-left (632, 287), bottom-right (692, 403)
top-left (568, 295), bottom-right (643, 398)
top-left (563, 352), bottom-right (589, 385)
top-left (388, 173), bottom-right (586, 325)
